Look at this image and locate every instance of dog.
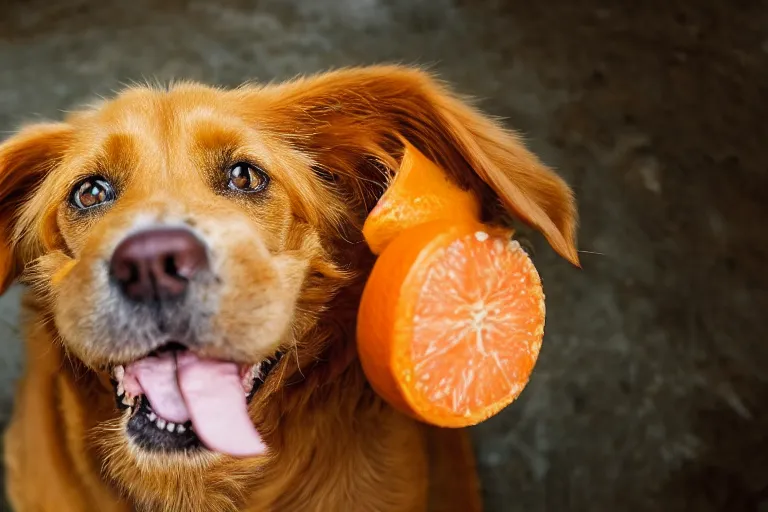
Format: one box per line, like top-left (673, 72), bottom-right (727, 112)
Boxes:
top-left (0, 66), bottom-right (578, 511)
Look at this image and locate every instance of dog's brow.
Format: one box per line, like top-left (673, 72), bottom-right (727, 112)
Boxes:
top-left (98, 133), bottom-right (139, 167)
top-left (190, 121), bottom-right (247, 154)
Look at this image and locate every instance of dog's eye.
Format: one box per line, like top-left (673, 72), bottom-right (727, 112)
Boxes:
top-left (70, 177), bottom-right (116, 210)
top-left (227, 163), bottom-right (269, 193)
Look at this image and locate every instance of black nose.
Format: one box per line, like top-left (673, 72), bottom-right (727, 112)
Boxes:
top-left (110, 228), bottom-right (208, 303)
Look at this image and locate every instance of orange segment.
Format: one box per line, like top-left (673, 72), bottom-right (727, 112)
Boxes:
top-left (357, 220), bottom-right (545, 427)
top-left (362, 141), bottom-right (481, 255)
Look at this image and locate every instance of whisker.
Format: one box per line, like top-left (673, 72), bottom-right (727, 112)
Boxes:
top-left (578, 250), bottom-right (607, 256)
top-left (292, 338), bottom-right (305, 380)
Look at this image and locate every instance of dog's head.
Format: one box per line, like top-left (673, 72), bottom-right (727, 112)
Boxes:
top-left (0, 66), bottom-right (577, 503)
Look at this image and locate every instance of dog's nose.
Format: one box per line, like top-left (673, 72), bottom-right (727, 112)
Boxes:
top-left (110, 229), bottom-right (208, 303)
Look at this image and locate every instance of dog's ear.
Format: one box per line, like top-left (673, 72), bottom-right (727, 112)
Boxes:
top-left (258, 66), bottom-right (579, 265)
top-left (0, 123), bottom-right (73, 294)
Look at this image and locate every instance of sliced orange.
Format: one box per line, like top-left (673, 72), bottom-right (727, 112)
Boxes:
top-left (358, 142), bottom-right (546, 427)
top-left (357, 219), bottom-right (545, 427)
top-left (362, 141), bottom-right (480, 255)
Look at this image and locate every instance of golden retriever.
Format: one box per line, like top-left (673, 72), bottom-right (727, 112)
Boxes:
top-left (0, 66), bottom-right (577, 511)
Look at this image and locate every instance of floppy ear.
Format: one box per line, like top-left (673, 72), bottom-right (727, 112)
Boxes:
top-left (258, 65), bottom-right (579, 266)
top-left (0, 123), bottom-right (73, 294)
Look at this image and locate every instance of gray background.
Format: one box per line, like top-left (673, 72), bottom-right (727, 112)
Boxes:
top-left (1, 0), bottom-right (767, 510)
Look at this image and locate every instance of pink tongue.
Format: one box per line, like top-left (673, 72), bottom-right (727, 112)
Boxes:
top-left (176, 352), bottom-right (266, 457)
top-left (125, 353), bottom-right (190, 423)
top-left (124, 352), bottom-right (266, 457)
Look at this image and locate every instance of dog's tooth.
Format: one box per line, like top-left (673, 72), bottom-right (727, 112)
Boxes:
top-left (147, 412), bottom-right (157, 422)
top-left (176, 424), bottom-right (186, 434)
top-left (257, 362), bottom-right (266, 381)
top-left (112, 365), bottom-right (125, 381)
top-left (116, 382), bottom-right (125, 397)
top-left (122, 395), bottom-right (134, 407)
top-left (156, 418), bottom-right (166, 429)
top-left (166, 422), bottom-right (176, 432)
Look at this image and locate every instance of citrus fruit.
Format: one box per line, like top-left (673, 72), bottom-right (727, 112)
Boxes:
top-left (362, 141), bottom-right (481, 255)
top-left (357, 219), bottom-right (545, 427)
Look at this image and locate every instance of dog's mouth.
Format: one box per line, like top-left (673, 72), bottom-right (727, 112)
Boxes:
top-left (110, 343), bottom-right (283, 456)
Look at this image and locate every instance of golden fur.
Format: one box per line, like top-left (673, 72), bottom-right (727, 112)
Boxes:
top-left (0, 66), bottom-right (577, 511)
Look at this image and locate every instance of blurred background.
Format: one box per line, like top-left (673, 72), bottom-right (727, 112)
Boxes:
top-left (1, 0), bottom-right (767, 510)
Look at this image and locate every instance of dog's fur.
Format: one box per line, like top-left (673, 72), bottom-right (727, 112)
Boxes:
top-left (0, 66), bottom-right (577, 511)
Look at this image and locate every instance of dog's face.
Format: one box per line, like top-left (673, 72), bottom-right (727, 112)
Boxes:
top-left (37, 86), bottom-right (334, 368)
top-left (0, 66), bottom-right (578, 505)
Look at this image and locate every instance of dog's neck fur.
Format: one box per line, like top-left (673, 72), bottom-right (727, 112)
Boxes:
top-left (4, 292), bottom-right (428, 512)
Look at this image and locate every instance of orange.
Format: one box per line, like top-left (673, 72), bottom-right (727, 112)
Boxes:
top-left (357, 220), bottom-right (545, 427)
top-left (362, 141), bottom-right (480, 255)
top-left (357, 143), bottom-right (546, 427)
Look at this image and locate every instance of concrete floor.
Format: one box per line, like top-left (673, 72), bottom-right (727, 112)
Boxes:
top-left (1, 0), bottom-right (767, 510)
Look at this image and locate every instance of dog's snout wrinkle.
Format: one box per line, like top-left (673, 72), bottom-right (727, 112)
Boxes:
top-left (110, 228), bottom-right (208, 303)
